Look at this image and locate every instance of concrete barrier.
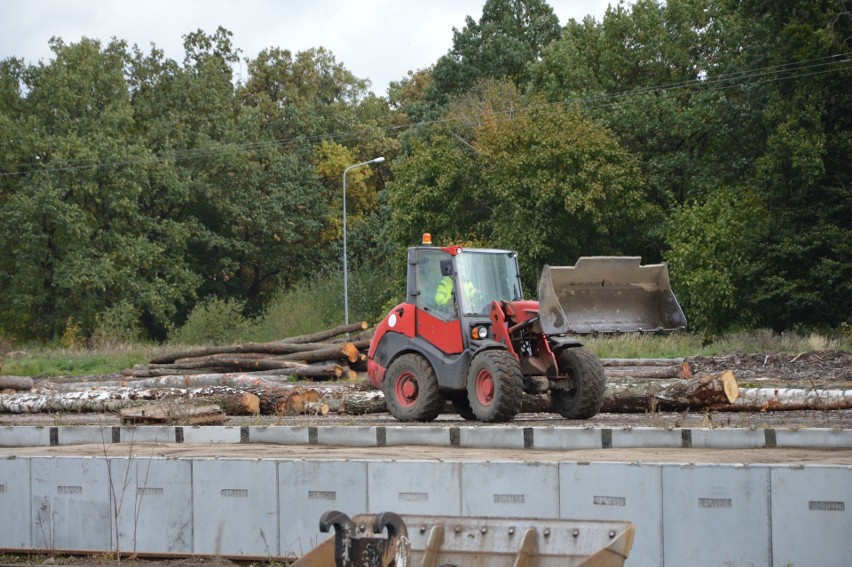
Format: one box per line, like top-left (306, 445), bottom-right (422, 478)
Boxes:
top-left (2, 424), bottom-right (851, 565)
top-left (0, 454), bottom-right (848, 566)
top-left (4, 424), bottom-right (852, 450)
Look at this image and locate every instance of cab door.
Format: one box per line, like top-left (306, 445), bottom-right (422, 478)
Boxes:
top-left (410, 248), bottom-right (464, 354)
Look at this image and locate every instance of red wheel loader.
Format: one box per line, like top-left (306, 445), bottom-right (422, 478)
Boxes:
top-left (367, 240), bottom-right (686, 423)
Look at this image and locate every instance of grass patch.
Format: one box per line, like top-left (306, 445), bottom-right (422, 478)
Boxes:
top-left (583, 328), bottom-right (852, 358)
top-left (3, 346), bottom-right (149, 377)
top-left (2, 329), bottom-right (849, 377)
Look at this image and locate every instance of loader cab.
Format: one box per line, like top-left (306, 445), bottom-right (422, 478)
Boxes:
top-left (408, 246), bottom-right (524, 320)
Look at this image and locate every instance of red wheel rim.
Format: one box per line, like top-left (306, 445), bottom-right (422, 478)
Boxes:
top-left (475, 369), bottom-right (494, 406)
top-left (395, 371), bottom-right (419, 407)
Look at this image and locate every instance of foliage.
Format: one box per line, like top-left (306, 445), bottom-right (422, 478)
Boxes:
top-left (251, 263), bottom-right (398, 342)
top-left (92, 300), bottom-right (145, 347)
top-left (169, 296), bottom-right (250, 345)
top-left (475, 96), bottom-right (651, 282)
top-left (388, 81), bottom-right (648, 286)
top-left (0, 0), bottom-right (849, 340)
top-left (665, 186), bottom-right (768, 332)
top-left (523, 0), bottom-right (851, 331)
top-left (430, 0), bottom-right (561, 102)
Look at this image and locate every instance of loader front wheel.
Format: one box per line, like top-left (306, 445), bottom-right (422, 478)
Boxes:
top-left (466, 350), bottom-right (522, 423)
top-left (552, 347), bottom-right (606, 419)
top-left (383, 354), bottom-right (443, 422)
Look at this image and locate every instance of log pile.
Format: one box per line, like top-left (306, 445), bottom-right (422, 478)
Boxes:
top-left (125, 321), bottom-right (372, 381)
top-left (2, 338), bottom-right (849, 417)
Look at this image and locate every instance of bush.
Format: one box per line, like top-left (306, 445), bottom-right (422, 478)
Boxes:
top-left (92, 300), bottom-right (144, 347)
top-left (251, 264), bottom-right (399, 342)
top-left (251, 284), bottom-right (338, 342)
top-left (170, 297), bottom-right (250, 345)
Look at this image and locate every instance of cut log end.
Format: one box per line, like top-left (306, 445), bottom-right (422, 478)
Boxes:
top-left (721, 370), bottom-right (739, 404)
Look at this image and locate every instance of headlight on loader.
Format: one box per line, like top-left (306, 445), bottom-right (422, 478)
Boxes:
top-left (471, 326), bottom-right (489, 340)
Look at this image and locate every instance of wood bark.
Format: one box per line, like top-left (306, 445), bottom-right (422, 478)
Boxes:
top-left (274, 321), bottom-right (369, 344)
top-left (129, 361), bottom-right (344, 379)
top-left (0, 375), bottom-right (34, 391)
top-left (723, 387), bottom-right (852, 411)
top-left (209, 392), bottom-right (260, 416)
top-left (49, 372), bottom-right (294, 391)
top-left (601, 371), bottom-right (739, 413)
top-left (343, 391), bottom-right (387, 415)
top-left (601, 358), bottom-right (685, 367)
top-left (272, 341), bottom-right (370, 363)
top-left (604, 367), bottom-right (682, 379)
top-left (149, 338), bottom-right (366, 365)
top-left (276, 389), bottom-right (330, 416)
top-left (601, 359), bottom-right (692, 379)
top-left (655, 370), bottom-right (739, 409)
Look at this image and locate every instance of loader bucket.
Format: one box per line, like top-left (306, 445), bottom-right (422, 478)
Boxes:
top-left (291, 511), bottom-right (635, 567)
top-left (538, 256), bottom-right (687, 334)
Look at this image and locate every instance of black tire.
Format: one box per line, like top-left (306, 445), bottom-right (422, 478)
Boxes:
top-left (551, 347), bottom-right (606, 419)
top-left (383, 354), bottom-right (443, 422)
top-left (466, 349), bottom-right (523, 423)
top-left (450, 393), bottom-right (477, 421)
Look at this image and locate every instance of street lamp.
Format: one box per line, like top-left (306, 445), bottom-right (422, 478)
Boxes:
top-left (343, 156), bottom-right (384, 326)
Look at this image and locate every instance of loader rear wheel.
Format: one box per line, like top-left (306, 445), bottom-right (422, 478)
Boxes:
top-left (383, 354), bottom-right (443, 422)
top-left (552, 347), bottom-right (606, 419)
top-left (466, 350), bottom-right (522, 423)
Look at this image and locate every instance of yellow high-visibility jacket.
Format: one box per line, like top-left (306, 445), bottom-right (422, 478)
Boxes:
top-left (435, 276), bottom-right (475, 307)
top-left (435, 276), bottom-right (454, 306)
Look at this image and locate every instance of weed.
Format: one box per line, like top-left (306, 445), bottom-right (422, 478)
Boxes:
top-left (34, 497), bottom-right (55, 555)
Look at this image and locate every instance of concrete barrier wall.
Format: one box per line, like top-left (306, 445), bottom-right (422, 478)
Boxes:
top-left (1, 454), bottom-right (850, 565)
top-left (4, 424), bottom-right (852, 449)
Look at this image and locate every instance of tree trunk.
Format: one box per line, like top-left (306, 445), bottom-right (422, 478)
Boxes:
top-left (49, 372), bottom-right (293, 391)
top-left (208, 392), bottom-right (260, 416)
top-left (273, 341), bottom-right (370, 363)
top-left (274, 321), bottom-right (369, 344)
top-left (131, 361), bottom-right (344, 380)
top-left (655, 370), bottom-right (739, 409)
top-left (601, 359), bottom-right (692, 379)
top-left (605, 366), bottom-right (682, 379)
top-left (149, 339), bottom-right (366, 365)
top-left (724, 387), bottom-right (852, 411)
top-left (343, 391), bottom-right (387, 415)
top-left (0, 375), bottom-right (34, 391)
top-left (601, 371), bottom-right (739, 413)
top-left (276, 388), bottom-right (330, 416)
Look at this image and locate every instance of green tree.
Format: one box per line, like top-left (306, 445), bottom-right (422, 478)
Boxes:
top-left (430, 0), bottom-right (561, 104)
top-left (388, 81), bottom-right (648, 288)
top-left (723, 0), bottom-right (852, 330)
top-left (665, 186), bottom-right (768, 332)
top-left (0, 38), bottom-right (198, 338)
top-left (527, 0), bottom-right (851, 331)
top-left (476, 97), bottom-right (650, 283)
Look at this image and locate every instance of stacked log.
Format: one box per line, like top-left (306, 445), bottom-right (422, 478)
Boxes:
top-left (0, 380), bottom-right (362, 416)
top-left (602, 358), bottom-right (692, 380)
top-left (126, 322), bottom-right (372, 381)
top-left (0, 375), bottom-right (34, 391)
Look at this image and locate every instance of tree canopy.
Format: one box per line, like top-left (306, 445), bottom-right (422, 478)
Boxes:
top-left (0, 0), bottom-right (849, 340)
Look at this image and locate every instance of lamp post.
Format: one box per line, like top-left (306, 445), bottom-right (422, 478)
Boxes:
top-left (343, 156), bottom-right (384, 326)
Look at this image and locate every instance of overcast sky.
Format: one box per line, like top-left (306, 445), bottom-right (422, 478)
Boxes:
top-left (0, 0), bottom-right (614, 96)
